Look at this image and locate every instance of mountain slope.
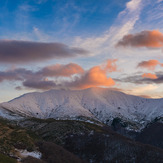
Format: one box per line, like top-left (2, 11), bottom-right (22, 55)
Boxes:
top-left (0, 87), bottom-right (163, 130)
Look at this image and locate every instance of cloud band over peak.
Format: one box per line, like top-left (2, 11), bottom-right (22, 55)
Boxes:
top-left (0, 59), bottom-right (117, 90)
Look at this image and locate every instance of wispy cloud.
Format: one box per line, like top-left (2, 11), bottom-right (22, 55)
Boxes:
top-left (129, 84), bottom-right (158, 95)
top-left (73, 0), bottom-right (143, 57)
top-left (18, 4), bottom-right (38, 12)
top-left (126, 0), bottom-right (142, 11)
top-left (157, 0), bottom-right (163, 3)
top-left (35, 0), bottom-right (47, 4)
top-left (33, 27), bottom-right (52, 42)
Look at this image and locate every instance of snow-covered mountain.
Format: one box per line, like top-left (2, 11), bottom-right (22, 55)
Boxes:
top-left (0, 87), bottom-right (163, 130)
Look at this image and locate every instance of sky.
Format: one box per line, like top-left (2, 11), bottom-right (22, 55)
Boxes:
top-left (0, 0), bottom-right (163, 102)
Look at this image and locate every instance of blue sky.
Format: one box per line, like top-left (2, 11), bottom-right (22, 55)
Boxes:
top-left (0, 0), bottom-right (127, 41)
top-left (0, 0), bottom-right (163, 102)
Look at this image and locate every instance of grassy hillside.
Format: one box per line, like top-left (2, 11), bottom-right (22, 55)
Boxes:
top-left (0, 118), bottom-right (86, 163)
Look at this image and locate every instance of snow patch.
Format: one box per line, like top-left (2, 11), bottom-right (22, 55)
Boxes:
top-left (16, 149), bottom-right (42, 159)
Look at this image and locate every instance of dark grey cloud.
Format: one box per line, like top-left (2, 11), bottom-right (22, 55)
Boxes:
top-left (0, 63), bottom-right (84, 90)
top-left (0, 40), bottom-right (88, 63)
top-left (115, 72), bottom-right (163, 84)
top-left (0, 71), bottom-right (20, 82)
top-left (0, 68), bottom-right (34, 82)
top-left (23, 79), bottom-right (58, 90)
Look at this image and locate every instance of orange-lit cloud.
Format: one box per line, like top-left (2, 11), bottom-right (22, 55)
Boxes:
top-left (37, 63), bottom-right (84, 77)
top-left (142, 73), bottom-right (158, 79)
top-left (104, 59), bottom-right (118, 72)
top-left (116, 30), bottom-right (163, 48)
top-left (70, 65), bottom-right (115, 89)
top-left (66, 59), bottom-right (117, 89)
top-left (137, 59), bottom-right (162, 70)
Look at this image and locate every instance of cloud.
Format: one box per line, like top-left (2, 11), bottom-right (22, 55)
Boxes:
top-left (116, 30), bottom-right (163, 48)
top-left (37, 63), bottom-right (84, 77)
top-left (157, 0), bottom-right (163, 3)
top-left (126, 0), bottom-right (142, 11)
top-left (15, 86), bottom-right (22, 90)
top-left (139, 95), bottom-right (153, 99)
top-left (130, 84), bottom-right (158, 94)
top-left (137, 59), bottom-right (162, 70)
top-left (23, 79), bottom-right (58, 90)
top-left (104, 59), bottom-right (118, 72)
top-left (142, 73), bottom-right (158, 79)
top-left (0, 63), bottom-right (84, 82)
top-left (28, 59), bottom-right (117, 90)
top-left (19, 4), bottom-right (37, 12)
top-left (124, 84), bottom-right (162, 99)
top-left (67, 64), bottom-right (115, 89)
top-left (0, 68), bottom-right (33, 82)
top-left (116, 72), bottom-right (163, 84)
top-left (35, 0), bottom-right (47, 4)
top-left (0, 59), bottom-right (117, 90)
top-left (0, 40), bottom-right (88, 63)
top-left (0, 71), bottom-right (19, 82)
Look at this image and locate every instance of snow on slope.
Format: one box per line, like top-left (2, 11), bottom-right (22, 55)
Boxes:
top-left (0, 87), bottom-right (163, 128)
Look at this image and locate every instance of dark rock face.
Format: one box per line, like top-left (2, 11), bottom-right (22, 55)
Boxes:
top-left (136, 122), bottom-right (163, 149)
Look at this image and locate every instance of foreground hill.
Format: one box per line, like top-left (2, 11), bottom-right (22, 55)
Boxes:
top-left (0, 117), bottom-right (162, 163)
top-left (0, 87), bottom-right (163, 131)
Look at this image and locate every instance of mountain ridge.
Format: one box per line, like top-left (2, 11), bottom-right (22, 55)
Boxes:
top-left (0, 87), bottom-right (163, 131)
